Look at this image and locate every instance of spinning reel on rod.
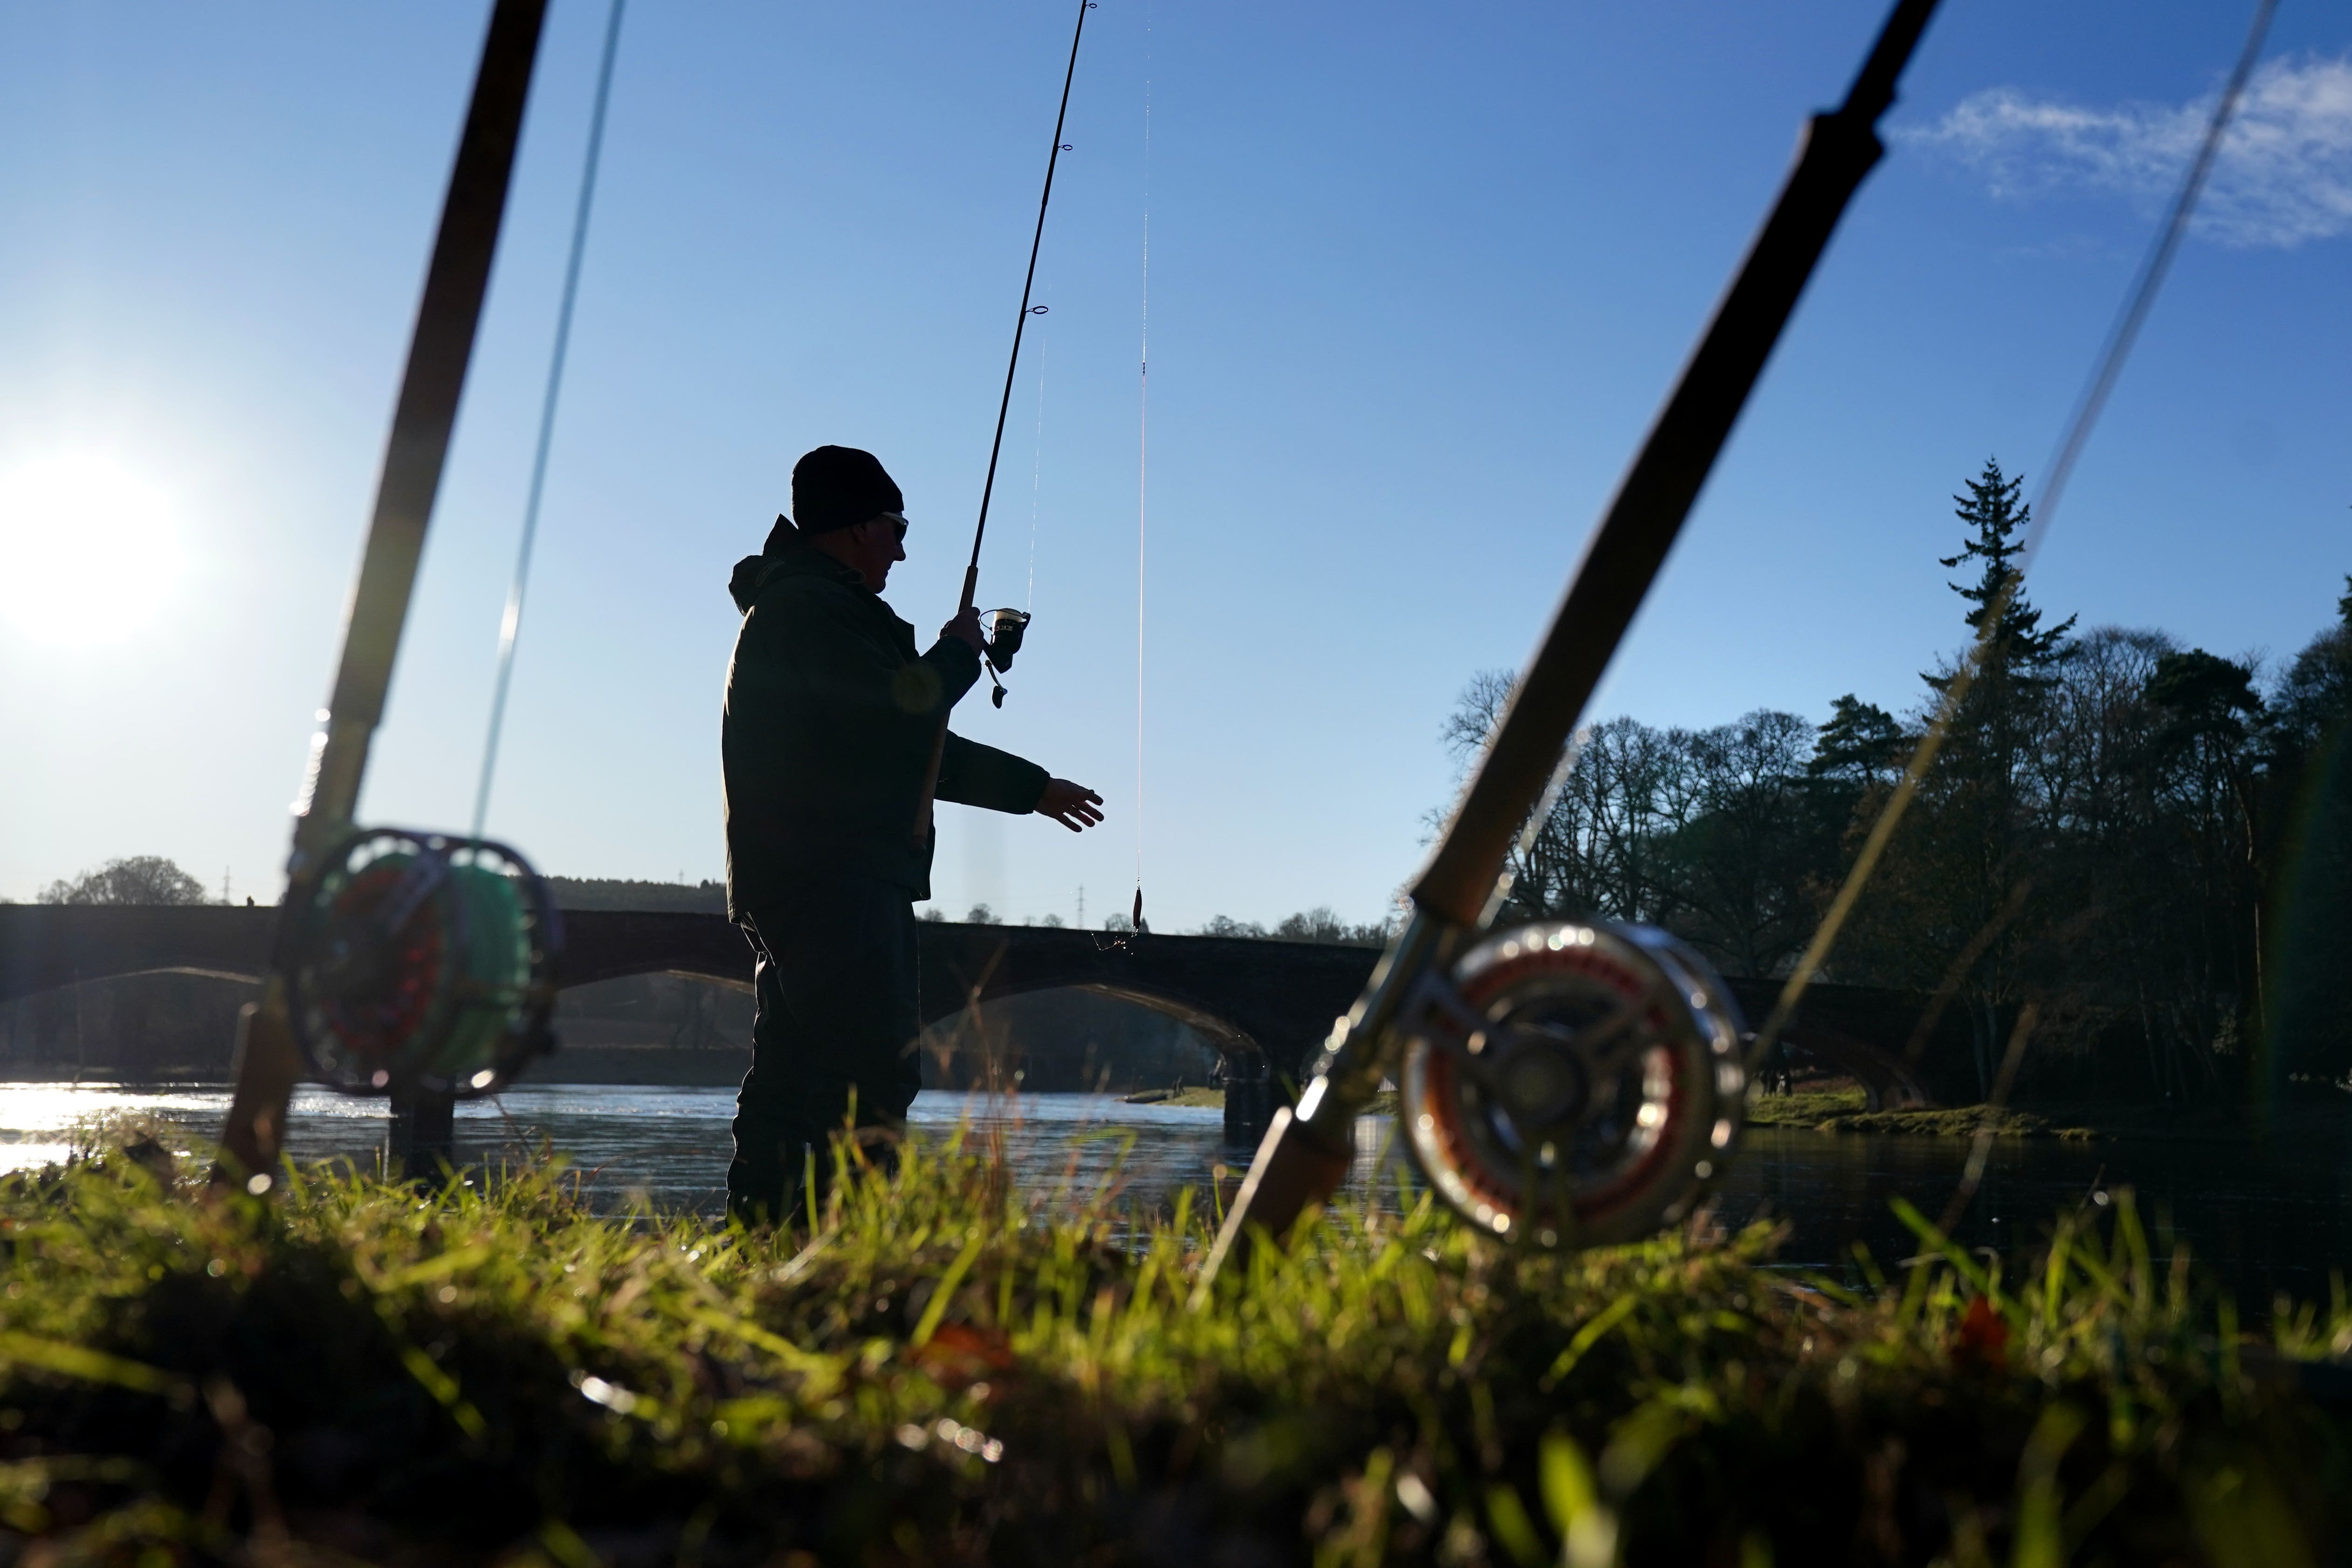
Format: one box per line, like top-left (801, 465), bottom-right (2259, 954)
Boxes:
top-left (1397, 921), bottom-right (1746, 1248)
top-left (282, 828), bottom-right (563, 1098)
top-left (979, 607), bottom-right (1031, 707)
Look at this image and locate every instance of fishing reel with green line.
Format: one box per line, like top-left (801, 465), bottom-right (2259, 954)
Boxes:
top-left (1396, 920), bottom-right (1747, 1248)
top-left (282, 827), bottom-right (562, 1097)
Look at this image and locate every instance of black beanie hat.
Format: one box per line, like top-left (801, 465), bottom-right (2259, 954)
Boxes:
top-left (791, 445), bottom-right (904, 535)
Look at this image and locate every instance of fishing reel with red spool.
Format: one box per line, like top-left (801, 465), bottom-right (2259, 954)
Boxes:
top-left (1397, 920), bottom-right (1747, 1248)
top-left (282, 828), bottom-right (562, 1097)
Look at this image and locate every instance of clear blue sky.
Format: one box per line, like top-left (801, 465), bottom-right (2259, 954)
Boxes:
top-left (2, 0), bottom-right (2345, 928)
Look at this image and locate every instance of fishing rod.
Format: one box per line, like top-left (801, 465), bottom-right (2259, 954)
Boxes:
top-left (968, 0), bottom-right (1093, 696)
top-left (215, 0), bottom-right (562, 1184)
top-left (915, 0), bottom-right (1094, 839)
top-left (1198, 0), bottom-right (1945, 1289)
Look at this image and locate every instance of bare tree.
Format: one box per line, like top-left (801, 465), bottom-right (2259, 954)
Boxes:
top-left (1667, 709), bottom-right (1817, 974)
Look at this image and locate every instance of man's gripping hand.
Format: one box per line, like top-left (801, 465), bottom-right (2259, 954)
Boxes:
top-left (1036, 779), bottom-right (1104, 832)
top-left (942, 605), bottom-right (984, 654)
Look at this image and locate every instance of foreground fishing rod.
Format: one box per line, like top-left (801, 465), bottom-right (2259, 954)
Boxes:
top-left (1199, 0), bottom-right (1943, 1287)
top-left (215, 0), bottom-right (563, 1183)
top-left (915, 0), bottom-right (1093, 840)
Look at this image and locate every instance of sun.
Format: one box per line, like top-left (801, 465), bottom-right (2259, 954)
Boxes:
top-left (0, 452), bottom-right (184, 645)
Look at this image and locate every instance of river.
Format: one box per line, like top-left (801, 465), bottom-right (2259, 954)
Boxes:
top-left (3, 1084), bottom-right (2346, 1305)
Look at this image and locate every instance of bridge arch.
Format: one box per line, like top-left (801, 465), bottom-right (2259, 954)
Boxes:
top-left (1753, 1027), bottom-right (1931, 1110)
top-left (557, 911), bottom-right (1370, 1138)
top-left (1716, 977), bottom-right (1937, 1109)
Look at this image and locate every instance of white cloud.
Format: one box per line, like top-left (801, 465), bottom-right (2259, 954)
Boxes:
top-left (1908, 54), bottom-right (2352, 248)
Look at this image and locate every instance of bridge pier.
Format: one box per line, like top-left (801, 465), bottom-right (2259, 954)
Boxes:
top-left (1220, 1057), bottom-right (1278, 1144)
top-left (387, 1088), bottom-right (456, 1182)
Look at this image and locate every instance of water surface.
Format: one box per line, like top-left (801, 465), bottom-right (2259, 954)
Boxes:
top-left (6, 1084), bottom-right (2347, 1304)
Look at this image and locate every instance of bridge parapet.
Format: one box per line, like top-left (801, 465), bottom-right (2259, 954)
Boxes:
top-left (0, 906), bottom-right (1957, 1105)
top-left (0, 905), bottom-right (279, 1006)
top-left (0, 907), bottom-right (1373, 1083)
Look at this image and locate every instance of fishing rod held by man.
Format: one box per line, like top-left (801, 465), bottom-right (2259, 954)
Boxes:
top-left (720, 445), bottom-right (1101, 1226)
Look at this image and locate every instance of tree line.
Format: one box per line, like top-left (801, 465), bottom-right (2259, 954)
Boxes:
top-left (1195, 908), bottom-right (1390, 946)
top-left (1444, 459), bottom-right (2352, 1102)
top-left (31, 856), bottom-right (216, 907)
top-left (935, 903), bottom-right (1388, 946)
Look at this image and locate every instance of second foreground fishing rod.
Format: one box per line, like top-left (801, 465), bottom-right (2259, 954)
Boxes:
top-left (1199, 0), bottom-right (1945, 1291)
top-left (214, 0), bottom-right (562, 1183)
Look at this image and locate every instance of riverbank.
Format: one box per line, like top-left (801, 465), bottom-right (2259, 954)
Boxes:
top-left (1743, 1087), bottom-right (2352, 1144)
top-left (1123, 1087), bottom-right (1416, 1118)
top-left (1119, 1085), bottom-right (1225, 1108)
top-left (3, 1128), bottom-right (2350, 1564)
top-left (1127, 1085), bottom-right (2109, 1141)
top-left (1743, 1089), bottom-right (2100, 1139)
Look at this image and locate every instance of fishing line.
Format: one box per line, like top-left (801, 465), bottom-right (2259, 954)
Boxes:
top-left (915, 0), bottom-right (1091, 736)
top-left (468, 0), bottom-right (628, 844)
top-left (1024, 359), bottom-right (1046, 611)
top-left (1131, 0), bottom-right (1152, 934)
top-left (1750, 0), bottom-right (2277, 1062)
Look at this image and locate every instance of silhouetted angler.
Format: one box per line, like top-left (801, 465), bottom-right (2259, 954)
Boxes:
top-left (720, 446), bottom-right (1103, 1224)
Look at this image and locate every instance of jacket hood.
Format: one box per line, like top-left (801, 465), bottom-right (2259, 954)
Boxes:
top-left (728, 534), bottom-right (863, 614)
top-left (729, 512), bottom-right (804, 612)
top-left (728, 553), bottom-right (769, 613)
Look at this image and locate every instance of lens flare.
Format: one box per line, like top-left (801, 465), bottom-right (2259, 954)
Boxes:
top-left (0, 452), bottom-right (182, 645)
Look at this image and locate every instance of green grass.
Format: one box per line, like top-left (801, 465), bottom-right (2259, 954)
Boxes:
top-left (0, 1122), bottom-right (2348, 1565)
top-left (1119, 1087), bottom-right (1226, 1109)
top-left (1816, 1106), bottom-right (2103, 1140)
top-left (1742, 1088), bottom-right (1871, 1127)
top-left (1745, 1091), bottom-right (2102, 1140)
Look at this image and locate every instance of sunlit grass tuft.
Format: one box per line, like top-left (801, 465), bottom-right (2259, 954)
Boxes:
top-left (0, 1123), bottom-right (2345, 1564)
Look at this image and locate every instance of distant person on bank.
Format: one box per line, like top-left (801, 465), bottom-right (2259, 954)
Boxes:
top-left (721, 445), bottom-right (1104, 1225)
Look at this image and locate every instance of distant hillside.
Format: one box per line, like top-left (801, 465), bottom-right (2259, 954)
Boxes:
top-left (547, 877), bottom-right (727, 914)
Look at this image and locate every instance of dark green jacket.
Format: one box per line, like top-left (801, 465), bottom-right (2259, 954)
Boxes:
top-left (723, 544), bottom-right (1048, 915)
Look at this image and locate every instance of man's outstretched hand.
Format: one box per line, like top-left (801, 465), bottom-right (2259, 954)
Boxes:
top-left (1036, 779), bottom-right (1105, 832)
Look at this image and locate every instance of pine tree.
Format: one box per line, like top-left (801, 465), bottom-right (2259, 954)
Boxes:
top-left (1926, 459), bottom-right (2077, 786)
top-left (1807, 695), bottom-right (1907, 787)
top-left (1797, 694), bottom-right (1902, 874)
top-left (1913, 460), bottom-right (2079, 1083)
top-left (1936, 458), bottom-right (2076, 686)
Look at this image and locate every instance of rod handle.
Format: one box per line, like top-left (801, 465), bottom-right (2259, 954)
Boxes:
top-left (211, 988), bottom-right (302, 1191)
top-left (913, 566), bottom-right (982, 845)
top-left (1192, 1109), bottom-right (1353, 1304)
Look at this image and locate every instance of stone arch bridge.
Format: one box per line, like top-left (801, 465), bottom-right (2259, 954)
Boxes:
top-left (0, 906), bottom-right (1943, 1132)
